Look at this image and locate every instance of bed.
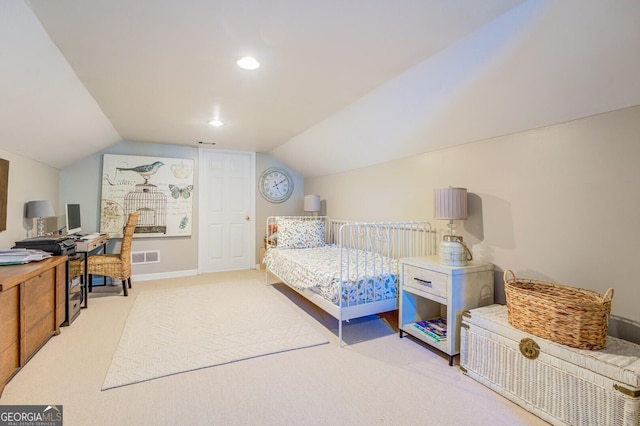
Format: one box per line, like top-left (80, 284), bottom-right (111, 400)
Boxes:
top-left (264, 216), bottom-right (434, 345)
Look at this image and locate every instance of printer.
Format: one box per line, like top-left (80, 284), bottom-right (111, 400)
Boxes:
top-left (14, 236), bottom-right (77, 256)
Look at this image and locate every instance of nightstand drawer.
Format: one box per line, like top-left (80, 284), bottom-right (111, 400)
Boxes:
top-left (403, 264), bottom-right (448, 299)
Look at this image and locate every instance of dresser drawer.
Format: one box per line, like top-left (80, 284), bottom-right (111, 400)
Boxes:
top-left (403, 264), bottom-right (448, 299)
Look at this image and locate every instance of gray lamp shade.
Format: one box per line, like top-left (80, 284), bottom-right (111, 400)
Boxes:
top-left (303, 195), bottom-right (321, 212)
top-left (434, 188), bottom-right (468, 220)
top-left (26, 200), bottom-right (55, 219)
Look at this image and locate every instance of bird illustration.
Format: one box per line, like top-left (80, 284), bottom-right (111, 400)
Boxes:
top-left (116, 161), bottom-right (165, 183)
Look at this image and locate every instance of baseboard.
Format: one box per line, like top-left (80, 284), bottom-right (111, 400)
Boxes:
top-left (132, 267), bottom-right (263, 282)
top-left (131, 269), bottom-right (199, 282)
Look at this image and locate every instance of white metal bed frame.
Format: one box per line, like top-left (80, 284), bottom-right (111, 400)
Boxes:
top-left (265, 216), bottom-right (434, 345)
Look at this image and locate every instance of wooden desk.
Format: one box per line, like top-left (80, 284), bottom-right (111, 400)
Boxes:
top-left (0, 256), bottom-right (67, 397)
top-left (74, 234), bottom-right (109, 308)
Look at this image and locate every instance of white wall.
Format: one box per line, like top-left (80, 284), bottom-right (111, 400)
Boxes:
top-left (305, 106), bottom-right (640, 343)
top-left (0, 148), bottom-right (59, 248)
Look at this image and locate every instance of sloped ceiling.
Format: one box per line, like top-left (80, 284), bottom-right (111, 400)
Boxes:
top-left (1, 1), bottom-right (639, 176)
top-left (274, 0), bottom-right (640, 177)
top-left (0, 1), bottom-right (121, 169)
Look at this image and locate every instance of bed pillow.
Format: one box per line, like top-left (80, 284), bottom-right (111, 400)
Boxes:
top-left (276, 218), bottom-right (325, 249)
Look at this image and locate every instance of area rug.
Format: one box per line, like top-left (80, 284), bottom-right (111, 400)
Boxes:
top-left (102, 280), bottom-right (329, 390)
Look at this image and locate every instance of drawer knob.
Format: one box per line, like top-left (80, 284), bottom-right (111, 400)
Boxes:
top-left (519, 338), bottom-right (540, 360)
top-left (414, 278), bottom-right (432, 287)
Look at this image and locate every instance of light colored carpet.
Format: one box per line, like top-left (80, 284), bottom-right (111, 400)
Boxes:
top-left (2, 271), bottom-right (547, 425)
top-left (89, 283), bottom-right (123, 298)
top-left (102, 280), bottom-right (329, 390)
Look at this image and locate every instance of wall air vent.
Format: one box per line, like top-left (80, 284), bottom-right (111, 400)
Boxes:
top-left (131, 250), bottom-right (160, 265)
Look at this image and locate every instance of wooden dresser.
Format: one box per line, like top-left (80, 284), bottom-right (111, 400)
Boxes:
top-left (0, 256), bottom-right (67, 397)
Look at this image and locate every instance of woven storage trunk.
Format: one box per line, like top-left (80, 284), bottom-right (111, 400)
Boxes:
top-left (461, 304), bottom-right (640, 426)
top-left (503, 270), bottom-right (613, 350)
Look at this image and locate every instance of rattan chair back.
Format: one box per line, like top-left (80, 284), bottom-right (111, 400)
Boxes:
top-left (87, 211), bottom-right (140, 296)
top-left (118, 211), bottom-right (139, 278)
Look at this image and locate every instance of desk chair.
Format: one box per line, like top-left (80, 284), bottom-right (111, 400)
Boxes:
top-left (87, 211), bottom-right (139, 296)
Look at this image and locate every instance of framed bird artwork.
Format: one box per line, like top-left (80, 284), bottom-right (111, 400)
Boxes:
top-left (100, 154), bottom-right (194, 237)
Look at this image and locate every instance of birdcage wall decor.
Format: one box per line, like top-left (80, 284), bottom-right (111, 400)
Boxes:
top-left (100, 154), bottom-right (194, 237)
top-left (124, 183), bottom-right (167, 234)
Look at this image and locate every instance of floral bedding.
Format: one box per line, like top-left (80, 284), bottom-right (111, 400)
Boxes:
top-left (263, 244), bottom-right (398, 306)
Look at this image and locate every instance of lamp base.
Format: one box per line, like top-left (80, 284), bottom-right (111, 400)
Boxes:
top-left (439, 235), bottom-right (469, 266)
top-left (36, 217), bottom-right (46, 237)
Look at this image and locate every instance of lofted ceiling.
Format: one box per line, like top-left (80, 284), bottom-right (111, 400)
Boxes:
top-left (2, 0), bottom-right (524, 170)
top-left (2, 1), bottom-right (639, 176)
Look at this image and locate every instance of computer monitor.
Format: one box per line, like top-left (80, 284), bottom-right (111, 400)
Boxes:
top-left (65, 203), bottom-right (82, 235)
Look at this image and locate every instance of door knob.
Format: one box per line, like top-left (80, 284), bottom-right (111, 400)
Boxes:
top-left (245, 216), bottom-right (250, 221)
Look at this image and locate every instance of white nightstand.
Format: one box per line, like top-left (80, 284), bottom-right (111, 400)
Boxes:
top-left (399, 255), bottom-right (494, 365)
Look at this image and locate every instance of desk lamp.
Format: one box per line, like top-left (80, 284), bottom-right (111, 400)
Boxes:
top-left (26, 200), bottom-right (55, 237)
top-left (434, 187), bottom-right (472, 266)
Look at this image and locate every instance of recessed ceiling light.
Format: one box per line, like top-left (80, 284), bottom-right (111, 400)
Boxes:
top-left (236, 56), bottom-right (260, 70)
top-left (209, 119), bottom-right (224, 127)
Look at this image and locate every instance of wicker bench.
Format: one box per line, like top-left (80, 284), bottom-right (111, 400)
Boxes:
top-left (461, 304), bottom-right (640, 426)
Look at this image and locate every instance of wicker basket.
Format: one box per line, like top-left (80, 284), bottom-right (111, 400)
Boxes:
top-left (503, 270), bottom-right (614, 350)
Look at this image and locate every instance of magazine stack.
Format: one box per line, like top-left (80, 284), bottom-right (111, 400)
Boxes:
top-left (411, 317), bottom-right (447, 343)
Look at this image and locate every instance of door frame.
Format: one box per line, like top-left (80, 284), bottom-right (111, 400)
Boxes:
top-left (197, 148), bottom-right (256, 273)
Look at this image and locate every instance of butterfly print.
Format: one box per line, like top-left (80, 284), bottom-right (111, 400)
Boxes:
top-left (169, 185), bottom-right (194, 199)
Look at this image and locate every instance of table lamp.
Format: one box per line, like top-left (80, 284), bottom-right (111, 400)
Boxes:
top-left (304, 195), bottom-right (321, 216)
top-left (434, 187), bottom-right (472, 266)
top-left (26, 200), bottom-right (55, 237)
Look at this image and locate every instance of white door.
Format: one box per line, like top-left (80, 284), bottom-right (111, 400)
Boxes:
top-left (198, 149), bottom-right (255, 272)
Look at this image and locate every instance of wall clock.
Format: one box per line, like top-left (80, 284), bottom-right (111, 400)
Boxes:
top-left (259, 167), bottom-right (294, 203)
